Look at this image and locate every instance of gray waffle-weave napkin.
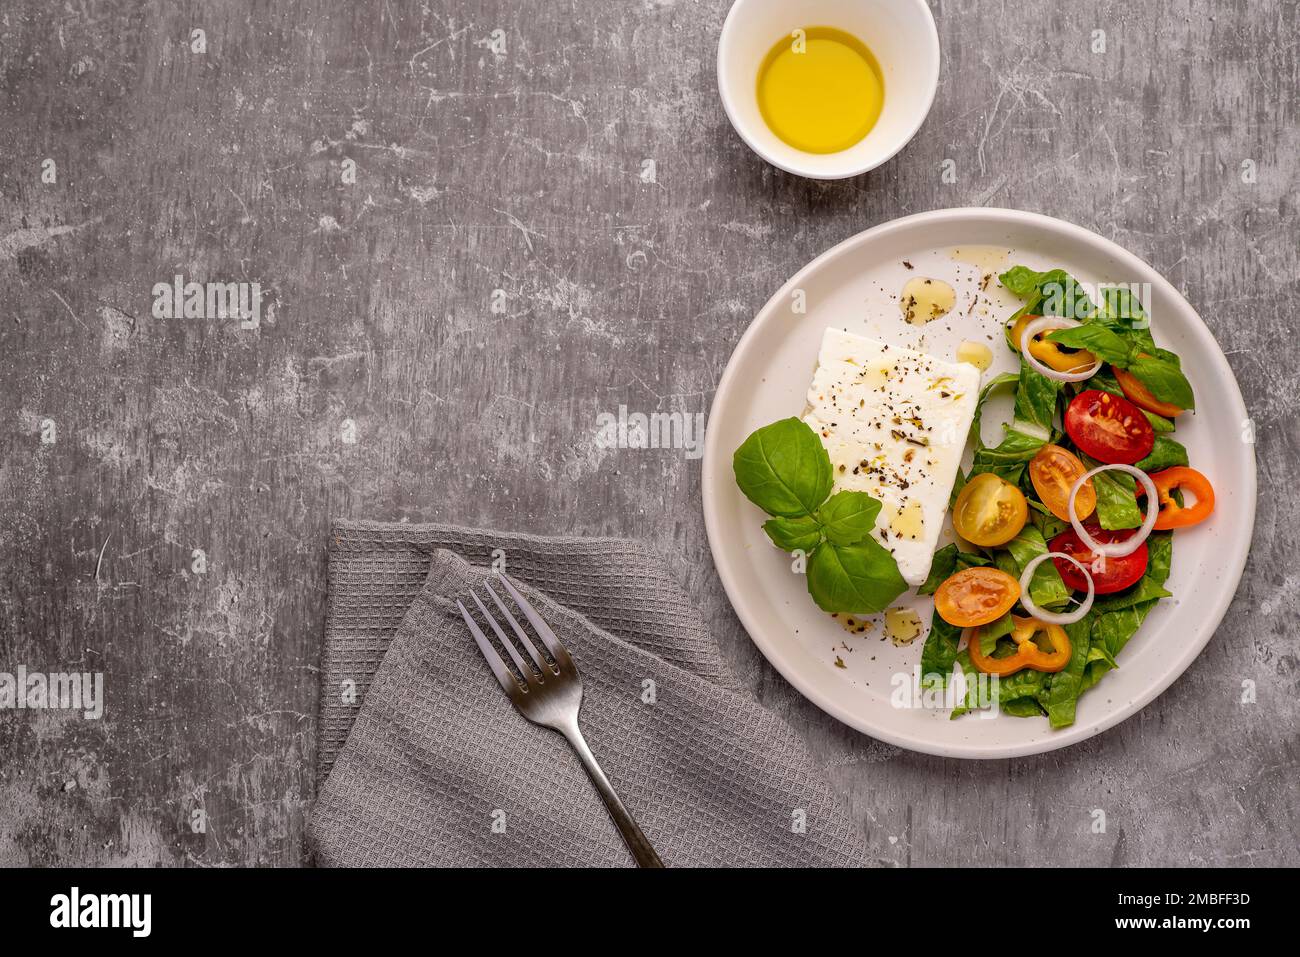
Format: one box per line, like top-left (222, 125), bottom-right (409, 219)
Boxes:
top-left (310, 520), bottom-right (868, 867)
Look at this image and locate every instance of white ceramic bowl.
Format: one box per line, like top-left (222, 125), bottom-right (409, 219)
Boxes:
top-left (716, 0), bottom-right (940, 179)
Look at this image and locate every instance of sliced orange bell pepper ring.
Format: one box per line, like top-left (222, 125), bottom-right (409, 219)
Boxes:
top-left (1137, 466), bottom-right (1215, 530)
top-left (967, 615), bottom-right (1072, 677)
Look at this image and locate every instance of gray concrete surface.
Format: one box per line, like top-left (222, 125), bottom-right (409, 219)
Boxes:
top-left (0, 0), bottom-right (1295, 866)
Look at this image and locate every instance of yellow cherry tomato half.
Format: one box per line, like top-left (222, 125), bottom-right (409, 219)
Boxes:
top-left (1029, 443), bottom-right (1096, 523)
top-left (952, 472), bottom-right (1029, 547)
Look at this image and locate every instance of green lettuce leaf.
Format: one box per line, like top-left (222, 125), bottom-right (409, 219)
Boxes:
top-left (1080, 454), bottom-right (1144, 530)
top-left (978, 611), bottom-right (1016, 655)
top-left (970, 427), bottom-right (1045, 484)
top-left (1003, 525), bottom-right (1071, 610)
top-left (1080, 533), bottom-right (1173, 689)
top-left (968, 371), bottom-right (1019, 446)
top-left (1042, 617), bottom-right (1093, 728)
top-left (916, 543), bottom-right (990, 596)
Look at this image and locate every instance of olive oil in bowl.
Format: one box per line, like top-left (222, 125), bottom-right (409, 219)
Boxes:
top-left (756, 27), bottom-right (885, 154)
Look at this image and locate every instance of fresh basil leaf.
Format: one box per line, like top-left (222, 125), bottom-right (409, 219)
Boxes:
top-left (805, 539), bottom-right (907, 614)
top-left (1086, 368), bottom-right (1173, 431)
top-left (916, 543), bottom-right (990, 596)
top-left (1085, 366), bottom-right (1122, 393)
top-left (1095, 284), bottom-right (1152, 335)
top-left (1136, 435), bottom-right (1188, 472)
top-left (1079, 454), bottom-right (1143, 530)
top-left (1046, 323), bottom-right (1130, 365)
top-left (762, 515), bottom-right (823, 553)
top-left (970, 426), bottom-right (1045, 484)
top-left (815, 490), bottom-right (882, 546)
top-left (1126, 353), bottom-right (1195, 410)
top-left (1149, 411), bottom-right (1175, 433)
top-left (999, 267), bottom-right (1096, 320)
top-left (1038, 275), bottom-right (1097, 320)
top-left (733, 418), bottom-right (833, 518)
top-left (1000, 266), bottom-right (1065, 298)
top-left (1012, 357), bottom-right (1060, 438)
top-left (1004, 525), bottom-right (1071, 610)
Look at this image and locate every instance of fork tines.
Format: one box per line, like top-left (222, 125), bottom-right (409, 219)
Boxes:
top-left (457, 574), bottom-right (573, 694)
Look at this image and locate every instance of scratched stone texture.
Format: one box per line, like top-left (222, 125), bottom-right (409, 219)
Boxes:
top-left (0, 0), bottom-right (1296, 867)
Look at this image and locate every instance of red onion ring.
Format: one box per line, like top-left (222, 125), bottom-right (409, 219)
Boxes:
top-left (1019, 317), bottom-right (1103, 382)
top-left (1019, 552), bottom-right (1095, 625)
top-left (1068, 464), bottom-right (1159, 559)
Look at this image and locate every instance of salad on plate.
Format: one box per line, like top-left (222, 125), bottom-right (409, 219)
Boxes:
top-left (732, 265), bottom-right (1216, 729)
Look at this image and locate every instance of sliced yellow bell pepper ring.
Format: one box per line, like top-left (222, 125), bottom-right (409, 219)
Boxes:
top-left (1009, 314), bottom-right (1098, 374)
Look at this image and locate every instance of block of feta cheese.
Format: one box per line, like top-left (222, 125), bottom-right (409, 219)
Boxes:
top-left (802, 328), bottom-right (981, 587)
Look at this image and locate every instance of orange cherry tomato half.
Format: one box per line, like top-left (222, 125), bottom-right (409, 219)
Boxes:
top-left (1137, 466), bottom-right (1216, 530)
top-left (1028, 443), bottom-right (1096, 523)
top-left (951, 473), bottom-right (1029, 547)
top-left (1064, 389), bottom-right (1155, 465)
top-left (934, 567), bottom-right (1021, 628)
top-left (1115, 356), bottom-right (1185, 418)
top-left (1009, 314), bottom-right (1098, 374)
top-left (967, 615), bottom-right (1072, 677)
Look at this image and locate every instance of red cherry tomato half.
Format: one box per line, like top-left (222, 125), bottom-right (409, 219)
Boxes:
top-left (1049, 524), bottom-right (1149, 594)
top-left (1064, 389), bottom-right (1156, 464)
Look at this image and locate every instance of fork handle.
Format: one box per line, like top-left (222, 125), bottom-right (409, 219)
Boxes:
top-left (560, 724), bottom-right (664, 868)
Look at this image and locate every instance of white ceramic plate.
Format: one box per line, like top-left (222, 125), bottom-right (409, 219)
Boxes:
top-left (702, 208), bottom-right (1256, 758)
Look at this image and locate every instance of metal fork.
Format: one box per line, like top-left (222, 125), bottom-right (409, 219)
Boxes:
top-left (457, 574), bottom-right (664, 868)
